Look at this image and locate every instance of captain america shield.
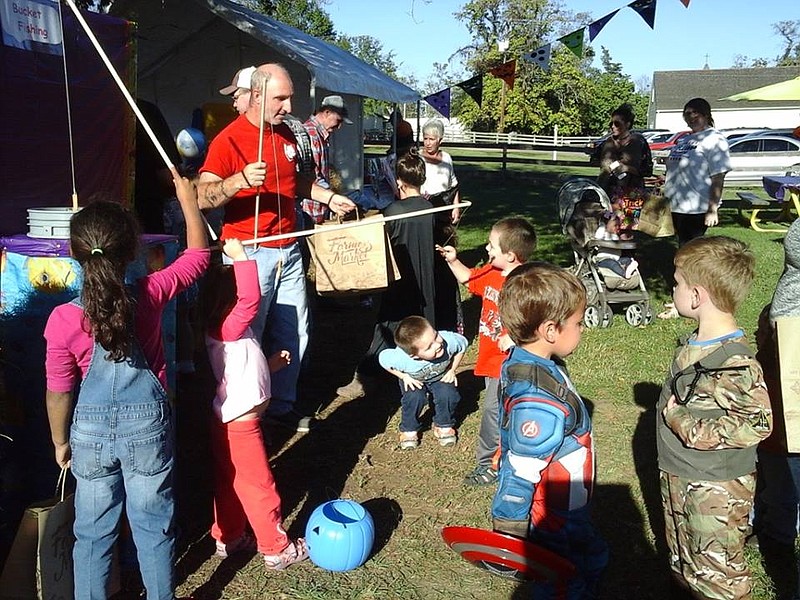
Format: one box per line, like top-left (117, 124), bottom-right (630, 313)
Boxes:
top-left (441, 526), bottom-right (576, 582)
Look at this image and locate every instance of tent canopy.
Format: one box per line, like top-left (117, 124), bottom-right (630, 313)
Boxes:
top-left (198, 0), bottom-right (419, 103)
top-left (110, 0), bottom-right (419, 190)
top-left (721, 76), bottom-right (800, 102)
top-left (111, 0), bottom-right (419, 105)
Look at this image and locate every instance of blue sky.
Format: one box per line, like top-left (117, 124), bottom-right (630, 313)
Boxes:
top-left (328, 0), bottom-right (798, 86)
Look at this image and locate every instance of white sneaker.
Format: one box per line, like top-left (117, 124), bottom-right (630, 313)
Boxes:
top-left (399, 431), bottom-right (419, 450)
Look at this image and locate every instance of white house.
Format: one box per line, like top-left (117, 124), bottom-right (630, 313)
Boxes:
top-left (648, 67), bottom-right (800, 131)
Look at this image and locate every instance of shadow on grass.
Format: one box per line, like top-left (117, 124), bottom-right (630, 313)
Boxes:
top-left (632, 381), bottom-right (669, 561)
top-left (504, 481), bottom-right (663, 600)
top-left (270, 291), bottom-right (487, 532)
top-left (361, 497), bottom-right (403, 556)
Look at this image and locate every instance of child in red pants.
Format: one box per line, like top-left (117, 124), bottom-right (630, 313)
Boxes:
top-left (201, 238), bottom-right (307, 570)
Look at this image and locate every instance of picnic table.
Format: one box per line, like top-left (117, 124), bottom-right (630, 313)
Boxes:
top-left (736, 175), bottom-right (800, 232)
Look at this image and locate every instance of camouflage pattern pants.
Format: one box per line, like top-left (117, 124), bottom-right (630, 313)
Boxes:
top-left (660, 471), bottom-right (755, 600)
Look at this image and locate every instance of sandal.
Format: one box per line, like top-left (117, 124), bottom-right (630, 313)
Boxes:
top-left (463, 465), bottom-right (498, 487)
top-left (657, 305), bottom-right (679, 320)
top-left (263, 538), bottom-right (308, 571)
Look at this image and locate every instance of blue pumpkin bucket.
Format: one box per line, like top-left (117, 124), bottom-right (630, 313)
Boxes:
top-left (305, 499), bottom-right (375, 571)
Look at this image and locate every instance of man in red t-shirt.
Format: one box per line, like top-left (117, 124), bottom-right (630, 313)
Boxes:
top-left (198, 63), bottom-right (356, 430)
top-left (437, 217), bottom-right (537, 486)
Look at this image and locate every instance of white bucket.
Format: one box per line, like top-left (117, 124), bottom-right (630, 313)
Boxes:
top-left (27, 207), bottom-right (80, 239)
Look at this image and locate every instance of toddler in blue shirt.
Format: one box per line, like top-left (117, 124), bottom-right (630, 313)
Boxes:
top-left (378, 316), bottom-right (468, 449)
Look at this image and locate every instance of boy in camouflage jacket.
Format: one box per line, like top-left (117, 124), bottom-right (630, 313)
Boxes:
top-left (657, 236), bottom-right (772, 600)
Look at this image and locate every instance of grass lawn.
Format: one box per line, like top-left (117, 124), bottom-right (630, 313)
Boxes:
top-left (168, 162), bottom-right (790, 599)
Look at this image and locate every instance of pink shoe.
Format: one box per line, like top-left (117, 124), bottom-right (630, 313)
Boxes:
top-left (263, 538), bottom-right (308, 571)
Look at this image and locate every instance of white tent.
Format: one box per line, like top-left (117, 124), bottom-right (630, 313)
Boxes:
top-left (110, 0), bottom-right (420, 188)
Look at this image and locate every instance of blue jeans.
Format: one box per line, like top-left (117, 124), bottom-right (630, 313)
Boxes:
top-left (226, 242), bottom-right (309, 415)
top-left (70, 343), bottom-right (175, 600)
top-left (398, 380), bottom-right (460, 432)
top-left (755, 450), bottom-right (800, 545)
top-left (754, 449), bottom-right (800, 599)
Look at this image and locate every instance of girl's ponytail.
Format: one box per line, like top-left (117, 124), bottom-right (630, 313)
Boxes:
top-left (70, 202), bottom-right (140, 361)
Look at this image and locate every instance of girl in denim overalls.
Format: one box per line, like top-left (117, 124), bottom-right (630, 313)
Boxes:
top-left (44, 176), bottom-right (209, 600)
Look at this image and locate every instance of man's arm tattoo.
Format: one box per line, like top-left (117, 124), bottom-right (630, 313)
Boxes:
top-left (199, 180), bottom-right (228, 210)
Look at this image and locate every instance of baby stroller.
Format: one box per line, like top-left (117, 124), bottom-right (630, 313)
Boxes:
top-left (557, 178), bottom-right (653, 328)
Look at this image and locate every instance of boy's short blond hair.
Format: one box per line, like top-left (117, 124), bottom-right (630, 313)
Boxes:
top-left (493, 217), bottom-right (537, 262)
top-left (674, 236), bottom-right (754, 314)
top-left (394, 315), bottom-right (432, 355)
top-left (499, 262), bottom-right (586, 345)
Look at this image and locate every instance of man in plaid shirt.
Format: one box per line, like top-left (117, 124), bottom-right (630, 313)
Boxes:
top-left (298, 95), bottom-right (352, 225)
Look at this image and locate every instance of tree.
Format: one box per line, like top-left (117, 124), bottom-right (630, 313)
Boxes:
top-left (258, 0), bottom-right (335, 41)
top-left (582, 47), bottom-right (648, 135)
top-left (452, 0), bottom-right (647, 135)
top-left (730, 20), bottom-right (800, 68)
top-left (774, 20), bottom-right (800, 66)
top-left (336, 34), bottom-right (408, 117)
top-left (337, 35), bottom-right (400, 79)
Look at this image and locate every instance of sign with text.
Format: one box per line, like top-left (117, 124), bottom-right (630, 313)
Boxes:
top-left (1, 0), bottom-right (63, 55)
top-left (308, 215), bottom-right (401, 295)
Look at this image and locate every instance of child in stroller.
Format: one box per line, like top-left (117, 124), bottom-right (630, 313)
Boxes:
top-left (557, 178), bottom-right (653, 328)
top-left (594, 211), bottom-right (640, 282)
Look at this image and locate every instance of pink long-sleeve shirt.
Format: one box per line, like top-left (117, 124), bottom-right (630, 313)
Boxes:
top-left (44, 248), bottom-right (210, 392)
top-left (205, 260), bottom-right (270, 422)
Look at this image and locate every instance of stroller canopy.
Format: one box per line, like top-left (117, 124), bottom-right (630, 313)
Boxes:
top-left (557, 178), bottom-right (613, 234)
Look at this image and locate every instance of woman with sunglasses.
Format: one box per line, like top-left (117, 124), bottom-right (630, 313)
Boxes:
top-left (597, 103), bottom-right (652, 197)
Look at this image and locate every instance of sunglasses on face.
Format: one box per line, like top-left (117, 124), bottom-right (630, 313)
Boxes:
top-left (610, 120), bottom-right (626, 127)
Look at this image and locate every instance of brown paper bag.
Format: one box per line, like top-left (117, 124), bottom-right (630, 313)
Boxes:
top-left (0, 469), bottom-right (74, 600)
top-left (777, 316), bottom-right (800, 453)
top-left (308, 214), bottom-right (400, 295)
top-left (636, 190), bottom-right (674, 238)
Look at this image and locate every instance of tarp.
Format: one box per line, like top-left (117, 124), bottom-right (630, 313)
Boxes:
top-left (110, 0), bottom-right (420, 189)
top-left (722, 76), bottom-right (800, 102)
top-left (201, 0), bottom-right (419, 104)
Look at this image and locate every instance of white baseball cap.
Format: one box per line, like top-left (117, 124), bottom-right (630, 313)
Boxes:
top-left (219, 66), bottom-right (256, 95)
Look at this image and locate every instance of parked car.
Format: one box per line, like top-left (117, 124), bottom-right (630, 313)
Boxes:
top-left (731, 128), bottom-right (795, 141)
top-left (640, 129), bottom-right (670, 141)
top-left (585, 129), bottom-right (666, 166)
top-left (718, 127), bottom-right (771, 141)
top-left (725, 133), bottom-right (800, 183)
top-left (647, 131), bottom-right (675, 145)
top-left (650, 131), bottom-right (692, 169)
top-left (649, 130), bottom-right (691, 153)
top-left (364, 129), bottom-right (389, 143)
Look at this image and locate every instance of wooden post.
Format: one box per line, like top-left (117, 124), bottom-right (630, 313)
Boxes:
top-left (498, 80), bottom-right (507, 133)
top-left (552, 124), bottom-right (558, 161)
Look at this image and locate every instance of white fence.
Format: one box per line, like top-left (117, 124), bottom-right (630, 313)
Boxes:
top-left (446, 130), bottom-right (594, 147)
top-left (397, 116), bottom-right (594, 147)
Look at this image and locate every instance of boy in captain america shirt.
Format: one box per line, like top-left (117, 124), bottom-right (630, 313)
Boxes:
top-left (492, 263), bottom-right (607, 600)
